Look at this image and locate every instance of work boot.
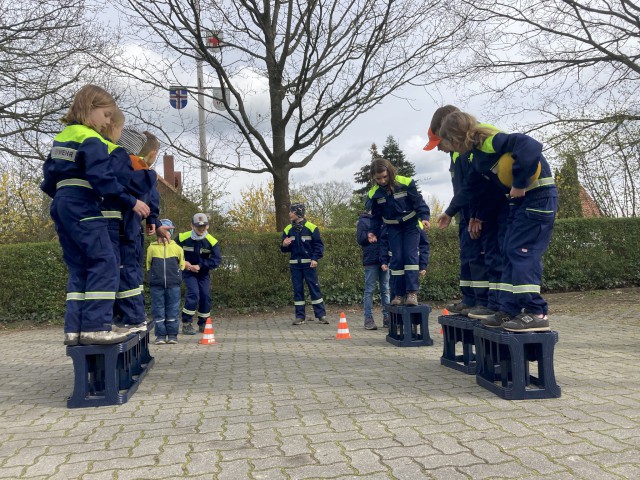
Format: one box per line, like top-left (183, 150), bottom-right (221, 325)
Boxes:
top-left (198, 323), bottom-right (206, 333)
top-left (391, 295), bottom-right (404, 305)
top-left (383, 317), bottom-right (390, 328)
top-left (503, 312), bottom-right (550, 332)
top-left (405, 292), bottom-right (418, 306)
top-left (182, 323), bottom-right (197, 335)
top-left (481, 311), bottom-right (512, 328)
top-left (63, 333), bottom-right (79, 346)
top-left (111, 325), bottom-right (132, 334)
top-left (318, 316), bottom-right (329, 324)
top-left (79, 330), bottom-right (129, 345)
top-left (292, 318), bottom-right (306, 325)
top-left (123, 321), bottom-right (147, 333)
top-left (467, 306), bottom-right (497, 320)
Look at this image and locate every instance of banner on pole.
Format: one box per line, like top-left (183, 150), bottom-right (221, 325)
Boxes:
top-left (169, 87), bottom-right (188, 109)
top-left (205, 30), bottom-right (223, 52)
top-left (212, 87), bottom-right (230, 111)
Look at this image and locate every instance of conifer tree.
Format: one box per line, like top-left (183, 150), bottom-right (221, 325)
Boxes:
top-left (353, 143), bottom-right (382, 197)
top-left (382, 136), bottom-right (416, 178)
top-left (555, 155), bottom-right (583, 218)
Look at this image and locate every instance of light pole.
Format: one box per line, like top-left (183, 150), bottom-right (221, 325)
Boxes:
top-left (196, 58), bottom-right (209, 211)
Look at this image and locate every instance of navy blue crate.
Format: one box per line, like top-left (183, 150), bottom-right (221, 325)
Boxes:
top-left (438, 314), bottom-right (478, 374)
top-left (385, 304), bottom-right (433, 347)
top-left (66, 323), bottom-right (155, 408)
top-left (474, 325), bottom-right (561, 400)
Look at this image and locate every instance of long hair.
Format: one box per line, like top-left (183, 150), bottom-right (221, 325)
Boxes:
top-left (370, 158), bottom-right (397, 193)
top-left (61, 84), bottom-right (116, 130)
top-left (440, 111), bottom-right (497, 152)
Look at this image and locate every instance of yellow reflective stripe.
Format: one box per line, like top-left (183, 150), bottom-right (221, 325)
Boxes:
top-left (197, 311), bottom-right (210, 318)
top-left (290, 259), bottom-right (312, 264)
top-left (472, 281), bottom-right (490, 288)
top-left (115, 287), bottom-right (142, 299)
top-left (56, 178), bottom-right (92, 189)
top-left (383, 211), bottom-right (416, 224)
top-left (512, 284), bottom-right (541, 294)
top-left (84, 291), bottom-right (116, 300)
top-left (182, 307), bottom-right (196, 315)
top-left (390, 269), bottom-right (405, 276)
top-left (526, 208), bottom-right (554, 214)
top-left (66, 292), bottom-right (85, 301)
top-left (294, 300), bottom-right (306, 306)
top-left (80, 216), bottom-right (106, 222)
top-left (459, 280), bottom-right (473, 287)
top-left (404, 264), bottom-right (419, 271)
top-left (489, 282), bottom-right (499, 290)
top-left (393, 191), bottom-right (408, 199)
top-left (496, 283), bottom-right (513, 292)
top-left (376, 198), bottom-right (387, 204)
top-left (526, 176), bottom-right (555, 191)
top-left (101, 210), bottom-right (123, 220)
top-left (310, 298), bottom-right (324, 304)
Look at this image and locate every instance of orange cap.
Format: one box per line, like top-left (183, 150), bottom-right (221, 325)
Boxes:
top-left (423, 127), bottom-right (441, 151)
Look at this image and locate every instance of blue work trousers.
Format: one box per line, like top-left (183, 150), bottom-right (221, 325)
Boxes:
top-left (51, 191), bottom-right (118, 334)
top-left (114, 238), bottom-right (145, 325)
top-left (291, 266), bottom-right (326, 319)
top-left (499, 194), bottom-right (557, 316)
top-left (388, 221), bottom-right (420, 296)
top-left (479, 203), bottom-right (508, 311)
top-left (151, 286), bottom-right (180, 338)
top-left (182, 271), bottom-right (211, 325)
top-left (459, 220), bottom-right (487, 307)
top-left (363, 265), bottom-right (390, 323)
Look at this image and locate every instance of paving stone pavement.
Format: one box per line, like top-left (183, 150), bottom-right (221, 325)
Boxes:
top-left (1, 291), bottom-right (640, 479)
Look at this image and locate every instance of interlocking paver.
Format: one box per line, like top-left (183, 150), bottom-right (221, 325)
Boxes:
top-left (1, 289), bottom-right (640, 478)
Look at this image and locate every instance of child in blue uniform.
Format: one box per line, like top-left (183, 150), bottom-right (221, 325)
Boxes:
top-left (40, 84), bottom-right (150, 345)
top-left (147, 219), bottom-right (185, 344)
top-left (176, 213), bottom-right (222, 334)
top-left (439, 111), bottom-right (557, 332)
top-left (356, 202), bottom-right (390, 330)
top-left (368, 159), bottom-right (430, 306)
top-left (281, 203), bottom-right (329, 326)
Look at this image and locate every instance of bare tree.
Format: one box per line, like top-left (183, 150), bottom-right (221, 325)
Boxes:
top-left (456, 0), bottom-right (640, 149)
top-left (0, 0), bottom-right (118, 162)
top-left (114, 0), bottom-right (476, 229)
top-left (291, 180), bottom-right (353, 227)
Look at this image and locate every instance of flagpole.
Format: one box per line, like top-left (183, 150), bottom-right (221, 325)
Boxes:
top-left (197, 58), bottom-right (208, 211)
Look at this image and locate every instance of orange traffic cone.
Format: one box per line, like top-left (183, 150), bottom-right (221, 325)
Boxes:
top-left (336, 312), bottom-right (351, 340)
top-left (199, 317), bottom-right (217, 345)
top-left (443, 308), bottom-right (450, 315)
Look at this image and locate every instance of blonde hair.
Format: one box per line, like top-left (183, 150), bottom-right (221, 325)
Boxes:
top-left (140, 131), bottom-right (160, 166)
top-left (102, 108), bottom-right (125, 141)
top-left (430, 105), bottom-right (460, 134)
top-left (61, 84), bottom-right (116, 129)
top-left (439, 112), bottom-right (497, 152)
top-left (370, 158), bottom-right (397, 193)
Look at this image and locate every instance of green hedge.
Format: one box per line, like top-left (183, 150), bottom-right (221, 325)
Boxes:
top-left (1, 217), bottom-right (639, 323)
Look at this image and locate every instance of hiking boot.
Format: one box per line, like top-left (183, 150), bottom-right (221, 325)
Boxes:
top-left (467, 306), bottom-right (497, 320)
top-left (155, 337), bottom-right (167, 345)
top-left (405, 292), bottom-right (418, 306)
top-left (64, 333), bottom-right (79, 346)
top-left (391, 295), bottom-right (404, 306)
top-left (318, 316), bottom-right (329, 324)
top-left (167, 337), bottom-right (178, 344)
top-left (79, 330), bottom-right (129, 345)
top-left (364, 319), bottom-right (378, 330)
top-left (111, 325), bottom-right (132, 334)
top-left (481, 311), bottom-right (512, 328)
top-left (460, 306), bottom-right (474, 316)
top-left (292, 318), bottom-right (306, 325)
top-left (445, 301), bottom-right (472, 314)
top-left (198, 323), bottom-right (206, 333)
top-left (182, 323), bottom-right (197, 335)
top-left (383, 318), bottom-right (390, 328)
top-left (503, 312), bottom-right (550, 332)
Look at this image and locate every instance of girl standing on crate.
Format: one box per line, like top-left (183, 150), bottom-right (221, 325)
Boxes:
top-left (367, 159), bottom-right (431, 307)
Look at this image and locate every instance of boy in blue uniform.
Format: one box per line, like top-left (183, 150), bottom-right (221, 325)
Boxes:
top-left (356, 203), bottom-right (390, 330)
top-left (147, 219), bottom-right (185, 344)
top-left (281, 203), bottom-right (329, 326)
top-left (176, 213), bottom-right (221, 334)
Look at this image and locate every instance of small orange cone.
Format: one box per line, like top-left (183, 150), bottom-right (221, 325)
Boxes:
top-left (336, 312), bottom-right (351, 340)
top-left (199, 317), bottom-right (217, 345)
top-left (443, 308), bottom-right (450, 315)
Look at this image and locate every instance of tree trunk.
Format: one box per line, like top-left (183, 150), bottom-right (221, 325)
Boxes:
top-left (273, 166), bottom-right (291, 231)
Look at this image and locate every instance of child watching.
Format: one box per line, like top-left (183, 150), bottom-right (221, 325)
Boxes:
top-left (176, 213), bottom-right (221, 334)
top-left (281, 203), bottom-right (329, 325)
top-left (356, 203), bottom-right (390, 330)
top-left (146, 219), bottom-right (185, 344)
